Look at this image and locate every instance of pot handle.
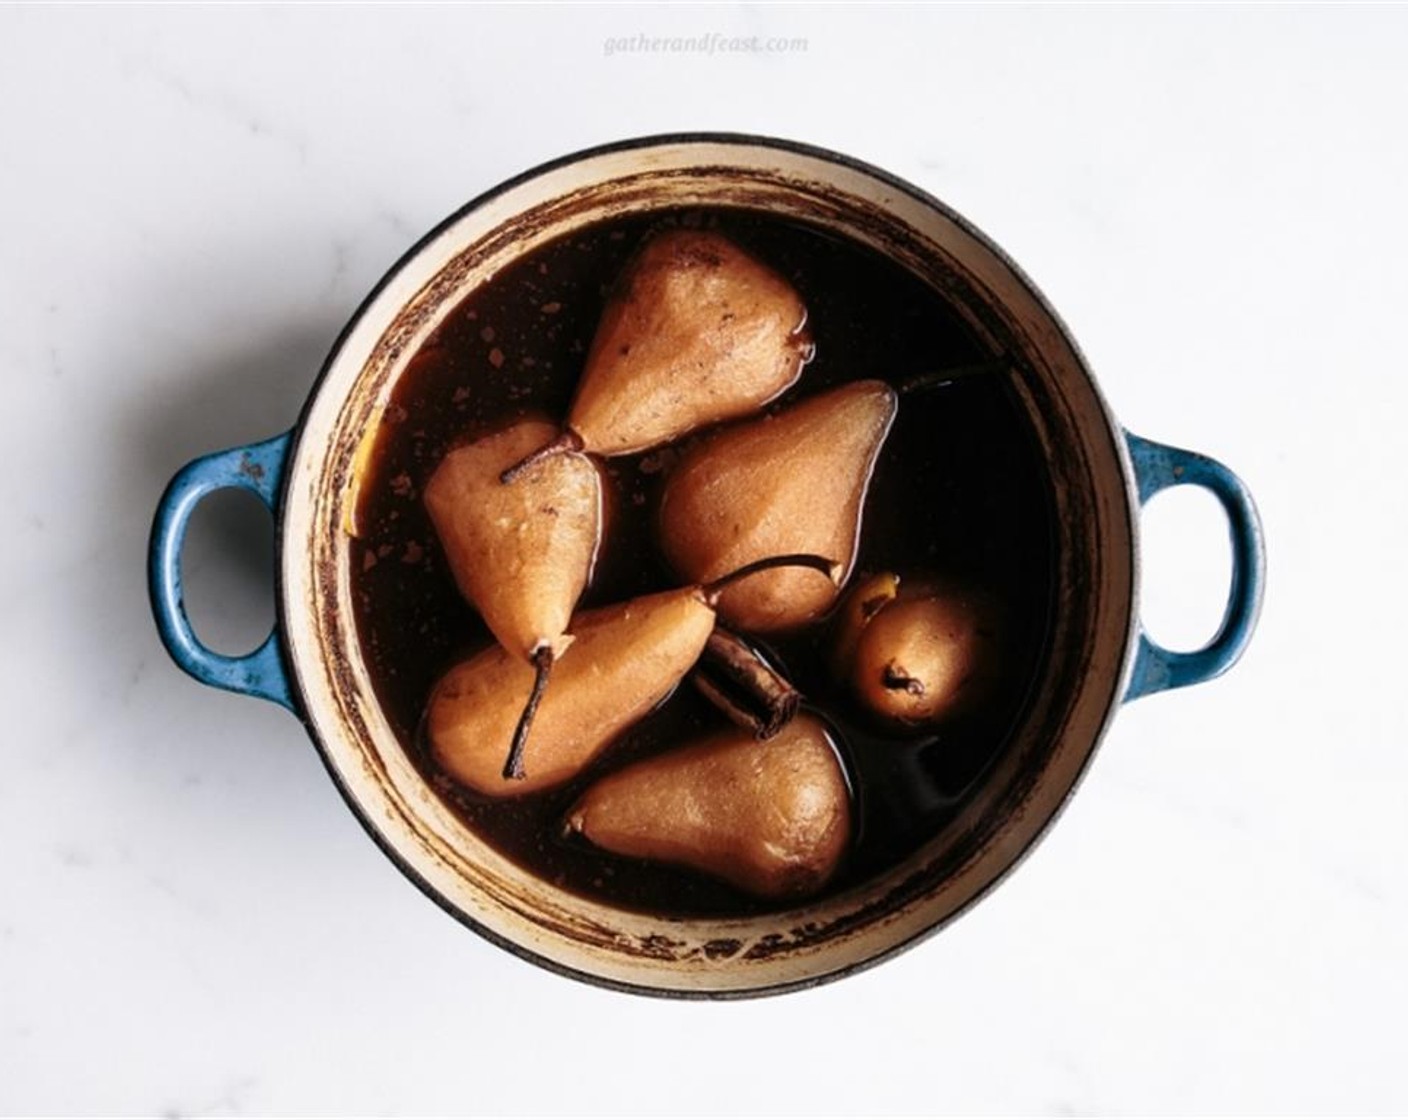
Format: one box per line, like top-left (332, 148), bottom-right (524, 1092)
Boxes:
top-left (148, 431), bottom-right (298, 712)
top-left (1123, 432), bottom-right (1265, 701)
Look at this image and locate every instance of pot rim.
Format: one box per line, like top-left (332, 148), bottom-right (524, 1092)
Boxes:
top-left (276, 132), bottom-right (1141, 998)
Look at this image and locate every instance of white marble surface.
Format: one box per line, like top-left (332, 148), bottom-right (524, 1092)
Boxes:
top-left (2, 5), bottom-right (1405, 1116)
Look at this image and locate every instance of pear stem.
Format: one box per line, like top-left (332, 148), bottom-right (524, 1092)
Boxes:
top-left (702, 553), bottom-right (840, 605)
top-left (502, 646), bottom-right (554, 780)
top-left (500, 429), bottom-right (585, 484)
top-left (897, 361), bottom-right (1006, 395)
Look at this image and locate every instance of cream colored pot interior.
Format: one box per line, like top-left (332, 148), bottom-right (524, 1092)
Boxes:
top-left (279, 138), bottom-right (1136, 995)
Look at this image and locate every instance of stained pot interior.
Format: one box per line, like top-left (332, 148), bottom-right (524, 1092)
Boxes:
top-left (280, 138), bottom-right (1136, 996)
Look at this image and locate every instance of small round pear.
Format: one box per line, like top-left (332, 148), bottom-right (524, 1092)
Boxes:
top-left (832, 574), bottom-right (1002, 729)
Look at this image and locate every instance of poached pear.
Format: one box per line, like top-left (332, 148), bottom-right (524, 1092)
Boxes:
top-left (502, 229), bottom-right (811, 479)
top-left (424, 417), bottom-right (602, 665)
top-left (658, 379), bottom-right (898, 633)
top-left (831, 572), bottom-right (1003, 728)
top-left (427, 555), bottom-right (838, 794)
top-left (564, 713), bottom-right (851, 900)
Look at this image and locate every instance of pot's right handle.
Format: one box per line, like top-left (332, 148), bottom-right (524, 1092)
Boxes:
top-left (1123, 432), bottom-right (1266, 701)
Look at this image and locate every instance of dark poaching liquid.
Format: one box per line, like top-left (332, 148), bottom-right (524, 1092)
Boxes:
top-left (350, 208), bottom-right (1056, 917)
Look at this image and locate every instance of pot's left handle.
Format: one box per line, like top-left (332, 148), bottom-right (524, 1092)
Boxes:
top-left (148, 432), bottom-right (298, 712)
top-left (1123, 432), bottom-right (1265, 701)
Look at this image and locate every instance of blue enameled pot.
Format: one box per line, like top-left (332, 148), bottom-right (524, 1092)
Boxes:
top-left (149, 135), bottom-right (1264, 997)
